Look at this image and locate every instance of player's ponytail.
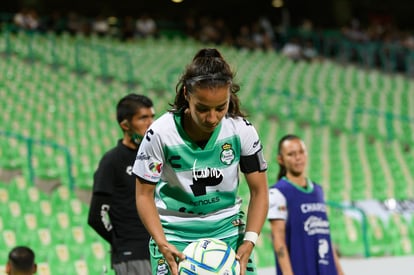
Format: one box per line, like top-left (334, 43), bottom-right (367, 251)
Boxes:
top-left (171, 48), bottom-right (245, 118)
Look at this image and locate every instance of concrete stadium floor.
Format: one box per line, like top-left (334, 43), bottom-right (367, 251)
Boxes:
top-left (258, 255), bottom-right (414, 275)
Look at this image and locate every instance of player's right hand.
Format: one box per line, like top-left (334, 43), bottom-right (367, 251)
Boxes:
top-left (158, 243), bottom-right (185, 275)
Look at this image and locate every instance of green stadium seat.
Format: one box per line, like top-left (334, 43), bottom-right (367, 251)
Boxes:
top-left (0, 229), bottom-right (18, 253)
top-left (366, 215), bottom-right (389, 256)
top-left (36, 262), bottom-right (52, 275)
top-left (0, 186), bottom-right (9, 203)
top-left (15, 212), bottom-right (39, 244)
top-left (49, 211), bottom-right (72, 243)
top-left (84, 241), bottom-right (111, 274)
top-left (31, 227), bottom-right (54, 262)
top-left (334, 214), bottom-right (365, 257)
top-left (33, 199), bottom-right (54, 228)
top-left (387, 214), bottom-right (413, 256)
top-left (47, 244), bottom-right (77, 274)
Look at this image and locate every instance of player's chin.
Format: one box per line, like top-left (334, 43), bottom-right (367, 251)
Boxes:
top-left (203, 124), bottom-right (218, 132)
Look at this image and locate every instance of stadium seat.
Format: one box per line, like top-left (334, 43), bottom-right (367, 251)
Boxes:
top-left (47, 244), bottom-right (77, 274)
top-left (0, 229), bottom-right (18, 254)
top-left (0, 186), bottom-right (9, 203)
top-left (49, 211), bottom-right (72, 243)
top-left (333, 214), bottom-right (365, 257)
top-left (31, 227), bottom-right (54, 261)
top-left (36, 262), bottom-right (52, 275)
top-left (366, 215), bottom-right (389, 256)
top-left (84, 241), bottom-right (112, 274)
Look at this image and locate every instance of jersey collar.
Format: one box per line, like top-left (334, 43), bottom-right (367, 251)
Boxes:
top-left (173, 111), bottom-right (222, 150)
top-left (283, 176), bottom-right (314, 193)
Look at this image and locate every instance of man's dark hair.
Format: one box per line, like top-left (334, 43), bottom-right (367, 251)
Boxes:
top-left (8, 246), bottom-right (35, 272)
top-left (116, 93), bottom-right (153, 123)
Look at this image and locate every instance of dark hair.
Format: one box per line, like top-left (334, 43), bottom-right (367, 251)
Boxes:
top-left (170, 48), bottom-right (245, 118)
top-left (277, 134), bottom-right (301, 180)
top-left (116, 93), bottom-right (153, 123)
top-left (8, 246), bottom-right (35, 272)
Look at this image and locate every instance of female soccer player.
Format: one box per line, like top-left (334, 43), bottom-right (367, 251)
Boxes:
top-left (133, 48), bottom-right (269, 275)
top-left (267, 134), bottom-right (344, 275)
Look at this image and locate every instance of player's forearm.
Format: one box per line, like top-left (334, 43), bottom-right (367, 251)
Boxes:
top-left (271, 220), bottom-right (294, 275)
top-left (245, 172), bottom-right (269, 234)
top-left (135, 181), bottom-right (167, 246)
top-left (333, 246), bottom-right (345, 275)
top-left (274, 242), bottom-right (294, 275)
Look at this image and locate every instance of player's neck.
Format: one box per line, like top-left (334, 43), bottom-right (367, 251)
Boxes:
top-left (122, 136), bottom-right (138, 150)
top-left (286, 174), bottom-right (307, 188)
top-left (183, 110), bottom-right (211, 143)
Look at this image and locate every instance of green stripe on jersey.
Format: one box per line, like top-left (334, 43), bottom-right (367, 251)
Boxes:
top-left (162, 211), bottom-right (246, 242)
top-left (163, 135), bottom-right (241, 172)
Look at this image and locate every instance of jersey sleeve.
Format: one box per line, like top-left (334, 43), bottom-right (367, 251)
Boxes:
top-left (237, 118), bottom-right (262, 156)
top-left (132, 128), bottom-right (164, 184)
top-left (267, 188), bottom-right (288, 220)
top-left (236, 118), bottom-right (268, 172)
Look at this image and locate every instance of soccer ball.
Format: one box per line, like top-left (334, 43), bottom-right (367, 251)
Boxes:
top-left (178, 238), bottom-right (240, 275)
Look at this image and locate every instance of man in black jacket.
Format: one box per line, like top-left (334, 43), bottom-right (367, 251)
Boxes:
top-left (88, 93), bottom-right (155, 275)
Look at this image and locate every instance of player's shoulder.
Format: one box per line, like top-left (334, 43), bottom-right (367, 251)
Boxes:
top-left (223, 116), bottom-right (257, 133)
top-left (311, 181), bottom-right (324, 192)
top-left (149, 112), bottom-right (175, 131)
top-left (224, 115), bottom-right (253, 125)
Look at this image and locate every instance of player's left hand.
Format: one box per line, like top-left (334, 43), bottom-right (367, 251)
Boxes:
top-left (236, 241), bottom-right (255, 275)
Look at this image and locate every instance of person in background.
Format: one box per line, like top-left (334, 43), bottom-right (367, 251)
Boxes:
top-left (6, 246), bottom-right (37, 275)
top-left (133, 48), bottom-right (269, 275)
top-left (88, 93), bottom-right (155, 275)
top-left (267, 134), bottom-right (344, 275)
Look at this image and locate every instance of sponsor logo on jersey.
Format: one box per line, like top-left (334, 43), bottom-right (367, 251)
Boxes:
top-left (190, 196), bottom-right (220, 206)
top-left (220, 143), bottom-right (235, 165)
top-left (149, 162), bottom-right (162, 173)
top-left (301, 203), bottom-right (326, 213)
top-left (136, 152), bottom-right (150, 160)
top-left (304, 215), bottom-right (330, 235)
top-left (318, 239), bottom-right (330, 265)
top-left (278, 205), bottom-right (287, 212)
top-left (190, 159), bottom-right (223, 196)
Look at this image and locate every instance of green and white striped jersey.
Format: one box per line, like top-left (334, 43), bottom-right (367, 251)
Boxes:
top-left (133, 111), bottom-right (266, 241)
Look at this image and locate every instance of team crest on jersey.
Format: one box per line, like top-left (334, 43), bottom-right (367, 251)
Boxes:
top-left (156, 259), bottom-right (168, 275)
top-left (220, 143), bottom-right (235, 165)
top-left (231, 218), bottom-right (245, 227)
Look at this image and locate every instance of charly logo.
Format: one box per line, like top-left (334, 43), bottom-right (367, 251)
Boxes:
top-left (220, 143), bottom-right (235, 165)
top-left (126, 165), bottom-right (133, 176)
